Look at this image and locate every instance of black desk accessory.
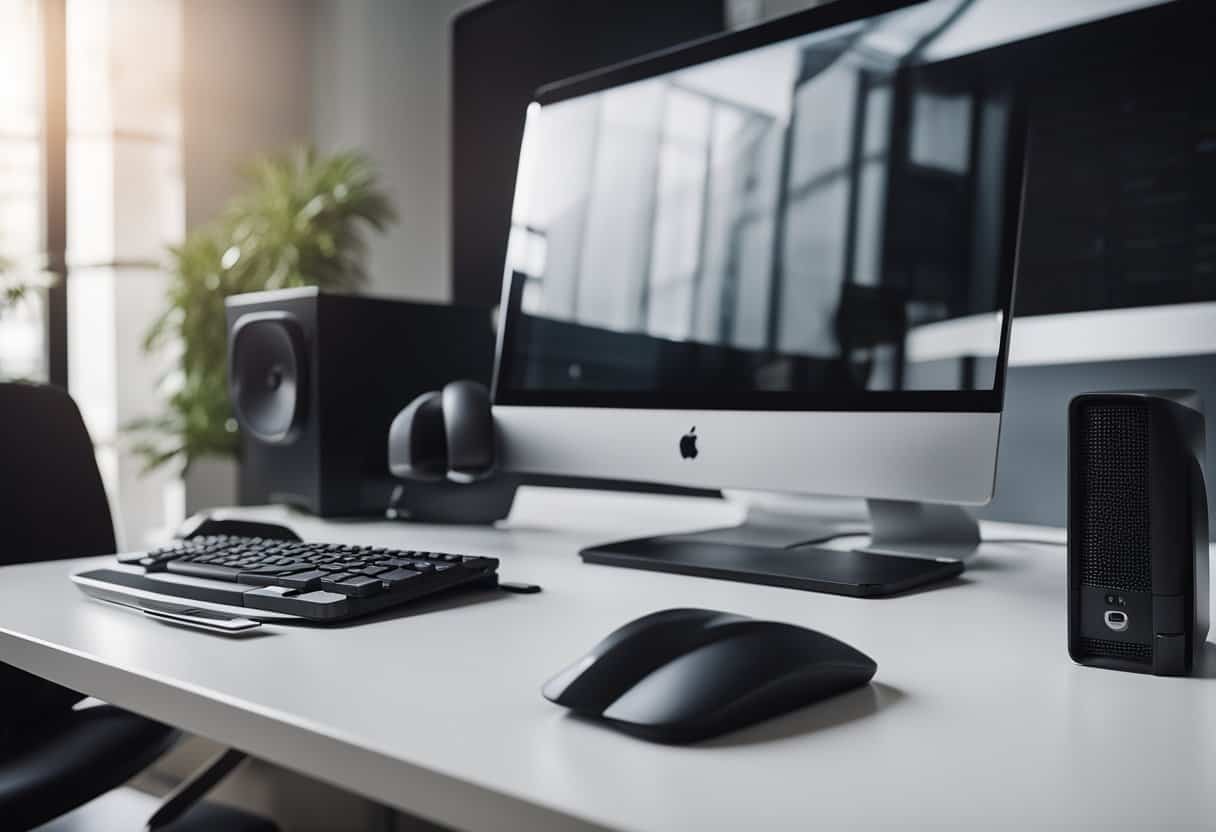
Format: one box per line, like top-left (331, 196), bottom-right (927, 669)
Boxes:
top-left (543, 608), bottom-right (876, 744)
top-left (75, 520), bottom-right (501, 623)
top-left (76, 518), bottom-right (546, 622)
top-left (499, 581), bottom-right (542, 594)
top-left (389, 380), bottom-right (496, 483)
top-left (383, 378), bottom-right (520, 524)
top-left (1068, 390), bottom-right (1209, 676)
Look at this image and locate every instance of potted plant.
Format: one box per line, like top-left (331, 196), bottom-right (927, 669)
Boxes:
top-left (128, 146), bottom-right (396, 505)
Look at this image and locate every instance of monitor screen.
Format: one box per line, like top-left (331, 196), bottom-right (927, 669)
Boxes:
top-left (495, 0), bottom-right (1027, 413)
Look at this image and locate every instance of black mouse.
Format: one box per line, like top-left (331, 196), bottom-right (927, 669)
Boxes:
top-left (542, 608), bottom-right (877, 744)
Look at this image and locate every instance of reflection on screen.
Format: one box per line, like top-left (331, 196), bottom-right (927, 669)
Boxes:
top-left (504, 0), bottom-right (1023, 397)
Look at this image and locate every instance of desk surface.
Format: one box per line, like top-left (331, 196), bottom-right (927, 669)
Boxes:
top-left (0, 488), bottom-right (1213, 831)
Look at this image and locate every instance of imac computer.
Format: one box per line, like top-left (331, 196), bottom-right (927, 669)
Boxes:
top-left (491, 0), bottom-right (1032, 596)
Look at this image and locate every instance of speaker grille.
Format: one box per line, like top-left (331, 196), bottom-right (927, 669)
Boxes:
top-left (1078, 404), bottom-right (1152, 591)
top-left (1079, 637), bottom-right (1151, 663)
top-left (230, 315), bottom-right (307, 444)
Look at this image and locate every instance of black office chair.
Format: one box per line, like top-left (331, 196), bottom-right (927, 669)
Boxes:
top-left (0, 382), bottom-right (275, 832)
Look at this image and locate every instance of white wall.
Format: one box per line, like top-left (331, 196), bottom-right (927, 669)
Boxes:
top-left (183, 0), bottom-right (315, 230)
top-left (312, 0), bottom-right (474, 303)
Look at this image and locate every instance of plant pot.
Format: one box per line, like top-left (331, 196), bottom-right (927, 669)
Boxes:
top-left (184, 455), bottom-right (239, 515)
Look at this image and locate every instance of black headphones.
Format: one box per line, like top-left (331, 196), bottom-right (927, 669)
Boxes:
top-left (388, 380), bottom-right (496, 483)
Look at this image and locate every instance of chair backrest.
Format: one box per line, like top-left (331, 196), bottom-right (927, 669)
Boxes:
top-left (0, 383), bottom-right (116, 736)
top-left (0, 382), bottom-right (116, 566)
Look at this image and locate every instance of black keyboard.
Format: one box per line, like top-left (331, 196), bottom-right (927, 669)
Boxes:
top-left (81, 535), bottom-right (499, 622)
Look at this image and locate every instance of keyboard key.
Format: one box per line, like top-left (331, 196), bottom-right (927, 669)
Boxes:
top-left (127, 535), bottom-right (499, 620)
top-left (379, 568), bottom-right (420, 585)
top-left (277, 569), bottom-right (328, 590)
top-left (236, 566), bottom-right (310, 587)
top-left (327, 575), bottom-right (384, 597)
top-left (295, 590), bottom-right (348, 603)
top-left (241, 561), bottom-right (306, 574)
top-left (166, 561), bottom-right (241, 580)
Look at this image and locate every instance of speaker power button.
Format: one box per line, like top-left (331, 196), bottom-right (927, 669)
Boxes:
top-left (1104, 610), bottom-right (1129, 633)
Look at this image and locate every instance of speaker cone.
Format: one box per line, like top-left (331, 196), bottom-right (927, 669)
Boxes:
top-left (229, 312), bottom-right (308, 444)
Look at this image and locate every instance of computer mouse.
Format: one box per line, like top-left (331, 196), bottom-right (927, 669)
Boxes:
top-left (542, 608), bottom-right (877, 744)
top-left (172, 514), bottom-right (301, 542)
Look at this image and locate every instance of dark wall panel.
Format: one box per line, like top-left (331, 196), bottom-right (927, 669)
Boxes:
top-left (1016, 37), bottom-right (1216, 316)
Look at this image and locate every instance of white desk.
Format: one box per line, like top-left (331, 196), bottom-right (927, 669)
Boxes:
top-left (0, 488), bottom-right (1213, 831)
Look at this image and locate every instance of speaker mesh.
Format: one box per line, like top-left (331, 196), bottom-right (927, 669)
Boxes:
top-left (1079, 637), bottom-right (1151, 662)
top-left (231, 316), bottom-right (305, 444)
top-left (1079, 404), bottom-right (1152, 591)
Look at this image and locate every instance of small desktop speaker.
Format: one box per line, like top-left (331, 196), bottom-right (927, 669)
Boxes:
top-left (226, 288), bottom-right (495, 516)
top-left (1068, 391), bottom-right (1209, 676)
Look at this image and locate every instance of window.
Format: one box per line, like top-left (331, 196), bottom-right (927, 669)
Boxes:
top-left (0, 0), bottom-right (51, 382)
top-left (0, 0), bottom-right (184, 548)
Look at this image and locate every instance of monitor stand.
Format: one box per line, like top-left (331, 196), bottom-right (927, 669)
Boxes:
top-left (579, 498), bottom-right (979, 597)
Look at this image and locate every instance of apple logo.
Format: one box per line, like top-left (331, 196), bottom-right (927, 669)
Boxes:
top-left (679, 426), bottom-right (699, 460)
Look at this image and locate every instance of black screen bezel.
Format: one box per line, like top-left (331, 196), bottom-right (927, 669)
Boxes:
top-left (492, 0), bottom-right (1027, 414)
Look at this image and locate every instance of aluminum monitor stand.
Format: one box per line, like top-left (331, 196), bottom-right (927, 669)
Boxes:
top-left (580, 497), bottom-right (980, 597)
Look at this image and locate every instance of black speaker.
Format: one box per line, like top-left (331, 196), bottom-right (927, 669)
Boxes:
top-left (1068, 390), bottom-right (1209, 676)
top-left (226, 288), bottom-right (495, 516)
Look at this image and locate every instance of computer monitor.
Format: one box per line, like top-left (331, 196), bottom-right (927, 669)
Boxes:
top-left (491, 0), bottom-right (1033, 595)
